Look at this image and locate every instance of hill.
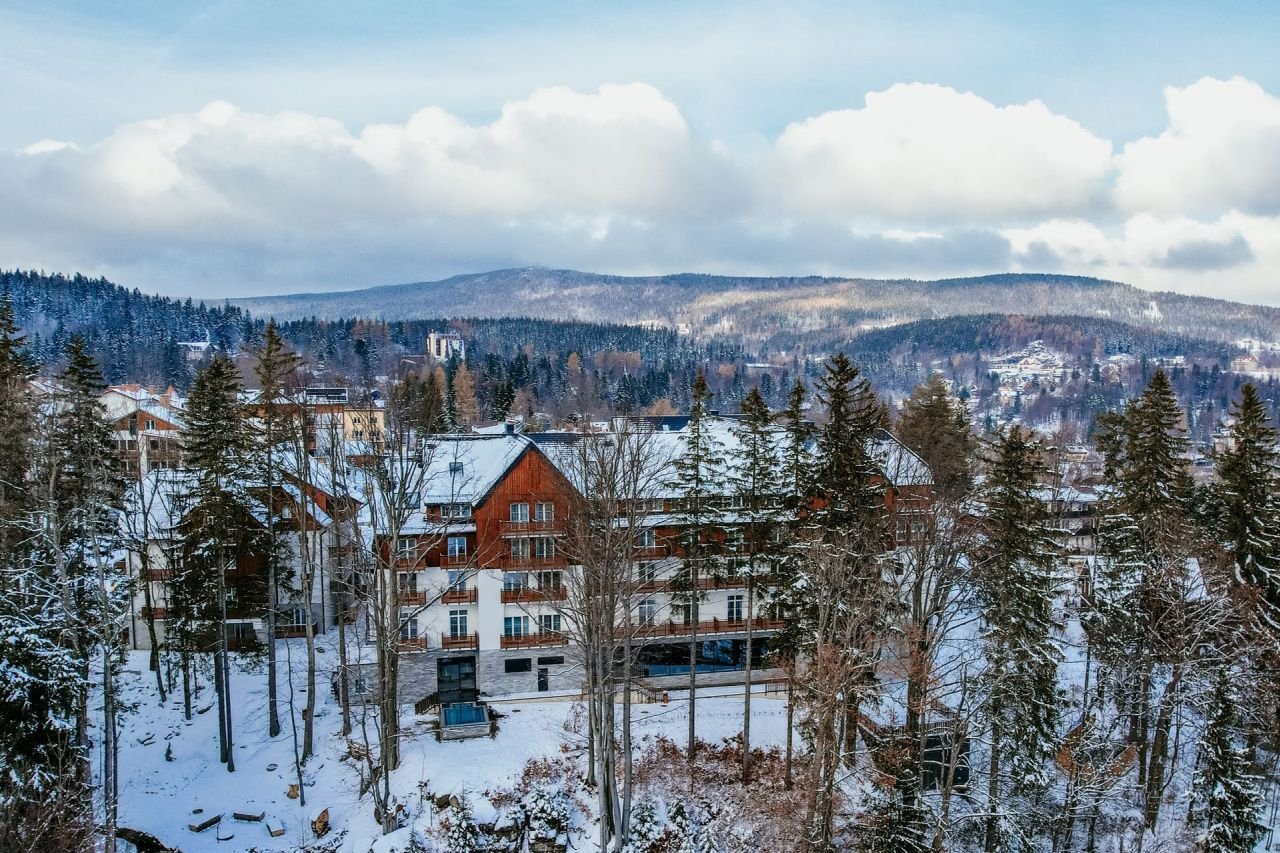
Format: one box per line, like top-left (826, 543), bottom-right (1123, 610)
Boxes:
top-left (230, 268), bottom-right (1280, 350)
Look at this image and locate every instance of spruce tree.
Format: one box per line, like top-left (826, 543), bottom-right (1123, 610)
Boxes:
top-left (446, 795), bottom-right (481, 853)
top-left (729, 386), bottom-right (782, 783)
top-left (1190, 670), bottom-right (1264, 852)
top-left (896, 373), bottom-right (974, 501)
top-left (669, 369), bottom-right (726, 762)
top-left (976, 425), bottom-right (1062, 851)
top-left (1215, 383), bottom-right (1280, 630)
top-left (0, 295), bottom-right (34, 563)
top-left (253, 320), bottom-right (302, 739)
top-left (177, 355), bottom-right (261, 772)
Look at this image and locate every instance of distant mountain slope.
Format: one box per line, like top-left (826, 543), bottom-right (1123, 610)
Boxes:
top-left (231, 268), bottom-right (1280, 350)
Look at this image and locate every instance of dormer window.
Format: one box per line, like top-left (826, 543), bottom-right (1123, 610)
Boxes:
top-left (449, 462), bottom-right (464, 475)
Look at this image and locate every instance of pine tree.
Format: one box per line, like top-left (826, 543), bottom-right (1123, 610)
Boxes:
top-left (0, 295), bottom-right (34, 563)
top-left (446, 795), bottom-right (481, 853)
top-left (1215, 383), bottom-right (1280, 630)
top-left (669, 369), bottom-right (726, 762)
top-left (1190, 670), bottom-right (1264, 852)
top-left (976, 425), bottom-right (1062, 851)
top-left (177, 355), bottom-right (262, 773)
top-left (625, 796), bottom-right (662, 852)
top-left (730, 386), bottom-right (781, 783)
top-left (253, 320), bottom-right (303, 739)
top-left (897, 373), bottom-right (974, 501)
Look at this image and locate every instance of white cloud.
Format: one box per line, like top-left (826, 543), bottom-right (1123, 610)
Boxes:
top-left (3, 78), bottom-right (1280, 304)
top-left (774, 83), bottom-right (1113, 220)
top-left (1114, 76), bottom-right (1280, 216)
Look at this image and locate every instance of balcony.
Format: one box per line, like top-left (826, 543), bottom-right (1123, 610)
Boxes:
top-left (505, 555), bottom-right (566, 570)
top-left (398, 590), bottom-right (427, 606)
top-left (441, 631), bottom-right (479, 650)
top-left (139, 606), bottom-right (169, 621)
top-left (627, 617), bottom-right (785, 640)
top-left (141, 568), bottom-right (173, 582)
top-left (500, 587), bottom-right (568, 604)
top-left (440, 553), bottom-right (470, 568)
top-left (499, 518), bottom-right (559, 535)
top-left (276, 621), bottom-right (320, 639)
top-left (441, 587), bottom-right (478, 605)
top-left (637, 575), bottom-right (754, 594)
top-left (500, 631), bottom-right (567, 649)
top-left (397, 636), bottom-right (429, 653)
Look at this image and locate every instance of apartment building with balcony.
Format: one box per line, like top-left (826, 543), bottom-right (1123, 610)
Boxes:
top-left (373, 420), bottom-right (935, 708)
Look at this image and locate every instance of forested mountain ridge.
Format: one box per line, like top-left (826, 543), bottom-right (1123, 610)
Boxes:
top-left (231, 267), bottom-right (1280, 349)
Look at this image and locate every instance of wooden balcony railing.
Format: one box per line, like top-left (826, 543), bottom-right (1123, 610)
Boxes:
top-left (440, 553), bottom-right (470, 568)
top-left (441, 587), bottom-right (478, 605)
top-left (627, 617), bottom-right (785, 640)
top-left (499, 519), bottom-right (558, 534)
top-left (500, 587), bottom-right (568, 604)
top-left (141, 568), bottom-right (173, 582)
top-left (635, 575), bottom-right (759, 594)
top-left (397, 636), bottom-right (429, 652)
top-left (276, 622), bottom-right (320, 639)
top-left (441, 632), bottom-right (479, 650)
top-left (505, 555), bottom-right (565, 569)
top-left (500, 631), bottom-right (567, 649)
top-left (398, 590), bottom-right (426, 606)
top-left (139, 606), bottom-right (169, 620)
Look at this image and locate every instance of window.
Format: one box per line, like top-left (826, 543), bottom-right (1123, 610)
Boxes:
top-left (446, 536), bottom-right (467, 559)
top-left (397, 572), bottom-right (418, 594)
top-left (144, 419), bottom-right (156, 431)
top-left (725, 528), bottom-right (744, 551)
top-left (446, 570), bottom-right (467, 592)
top-left (443, 503), bottom-right (471, 519)
top-left (449, 461), bottom-right (464, 475)
top-left (638, 598), bottom-right (657, 626)
top-left (537, 655), bottom-right (565, 665)
top-left (638, 528), bottom-right (656, 549)
top-left (537, 571), bottom-right (562, 592)
top-left (505, 658), bottom-right (532, 674)
top-left (537, 614), bottom-right (562, 634)
top-left (396, 537), bottom-right (417, 559)
top-left (534, 537), bottom-right (555, 560)
top-left (638, 562), bottom-right (658, 584)
top-left (510, 537), bottom-right (531, 561)
top-left (676, 603), bottom-right (693, 625)
top-left (503, 572), bottom-right (528, 591)
top-left (504, 615), bottom-right (529, 637)
top-left (399, 618), bottom-right (419, 641)
top-left (448, 609), bottom-right (468, 637)
top-left (354, 675), bottom-right (369, 695)
top-left (509, 502), bottom-right (530, 522)
top-left (727, 594), bottom-right (745, 623)
top-left (534, 501), bottom-right (554, 522)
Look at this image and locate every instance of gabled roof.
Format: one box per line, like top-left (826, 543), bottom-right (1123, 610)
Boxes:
top-left (867, 429), bottom-right (934, 487)
top-left (419, 434), bottom-right (535, 506)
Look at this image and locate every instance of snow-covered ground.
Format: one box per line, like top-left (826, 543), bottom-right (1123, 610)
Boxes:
top-left (99, 642), bottom-right (793, 852)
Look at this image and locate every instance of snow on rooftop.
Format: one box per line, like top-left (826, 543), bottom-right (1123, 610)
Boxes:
top-left (419, 434), bottom-right (533, 506)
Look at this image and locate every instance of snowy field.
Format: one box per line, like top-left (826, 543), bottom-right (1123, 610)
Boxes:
top-left (98, 642), bottom-right (792, 852)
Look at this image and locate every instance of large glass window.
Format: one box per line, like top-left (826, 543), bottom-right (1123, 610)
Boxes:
top-left (638, 598), bottom-right (657, 626)
top-left (534, 537), bottom-right (555, 560)
top-left (727, 594), bottom-right (745, 623)
top-left (509, 502), bottom-right (530, 522)
top-left (534, 501), bottom-right (554, 522)
top-left (396, 537), bottom-right (417, 559)
top-left (638, 528), bottom-right (656, 549)
top-left (446, 536), bottom-right (467, 558)
top-left (510, 537), bottom-right (531, 560)
top-left (503, 572), bottom-right (528, 591)
top-left (448, 609), bottom-right (468, 637)
top-left (504, 615), bottom-right (529, 637)
top-left (538, 614), bottom-right (562, 634)
top-left (399, 618), bottom-right (419, 641)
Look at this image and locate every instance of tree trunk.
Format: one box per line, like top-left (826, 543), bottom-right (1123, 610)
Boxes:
top-left (984, 706), bottom-right (1002, 853)
top-left (742, 578), bottom-right (754, 785)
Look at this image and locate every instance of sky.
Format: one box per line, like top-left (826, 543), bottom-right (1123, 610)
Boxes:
top-left (2, 1), bottom-right (1279, 304)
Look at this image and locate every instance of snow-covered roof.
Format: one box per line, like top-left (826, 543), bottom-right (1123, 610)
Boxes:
top-left (419, 434), bottom-right (534, 506)
top-left (867, 429), bottom-right (933, 487)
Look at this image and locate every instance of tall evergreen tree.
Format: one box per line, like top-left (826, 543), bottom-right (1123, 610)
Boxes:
top-left (1215, 383), bottom-right (1280, 630)
top-left (896, 372), bottom-right (974, 501)
top-left (975, 425), bottom-right (1062, 852)
top-left (177, 355), bottom-right (261, 773)
top-left (729, 386), bottom-right (782, 783)
top-left (669, 369), bottom-right (725, 763)
top-left (1190, 670), bottom-right (1265, 852)
top-left (253, 320), bottom-right (303, 739)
